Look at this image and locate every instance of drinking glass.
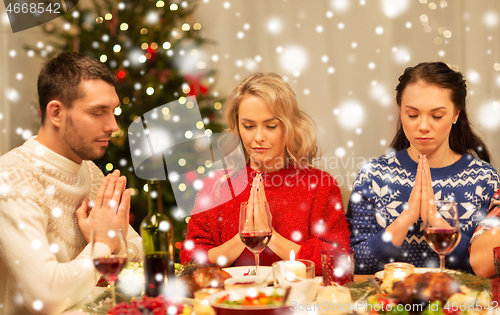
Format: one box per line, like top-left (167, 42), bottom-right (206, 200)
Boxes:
top-left (239, 201), bottom-right (272, 276)
top-left (423, 200), bottom-right (460, 271)
top-left (91, 228), bottom-right (128, 307)
top-left (494, 247), bottom-right (500, 276)
top-left (321, 248), bottom-right (354, 286)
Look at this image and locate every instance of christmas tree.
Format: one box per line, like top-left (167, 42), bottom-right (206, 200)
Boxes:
top-left (25, 0), bottom-right (225, 254)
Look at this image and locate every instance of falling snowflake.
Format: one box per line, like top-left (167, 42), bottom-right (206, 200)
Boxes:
top-left (381, 0), bottom-right (411, 18)
top-left (217, 255), bottom-right (228, 266)
top-left (167, 306), bottom-right (179, 315)
top-left (291, 231), bottom-right (302, 242)
top-left (155, 273), bottom-right (164, 282)
top-left (107, 229), bottom-right (116, 238)
top-left (483, 11), bottom-right (499, 28)
top-left (31, 239), bottom-right (42, 250)
top-left (382, 231), bottom-right (393, 242)
top-left (351, 192), bottom-right (362, 203)
top-left (49, 243), bottom-right (60, 254)
top-left (52, 207), bottom-right (62, 218)
top-left (330, 0), bottom-right (350, 13)
top-left (6, 88), bottom-right (20, 103)
top-left (477, 101), bottom-right (500, 129)
top-left (279, 45), bottom-right (308, 74)
top-left (184, 240), bottom-right (194, 250)
top-left (335, 101), bottom-right (365, 129)
top-left (158, 221), bottom-right (170, 232)
top-left (466, 69), bottom-right (481, 84)
top-left (314, 219), bottom-right (326, 234)
top-left (335, 147), bottom-right (346, 158)
top-left (45, 185), bottom-right (56, 196)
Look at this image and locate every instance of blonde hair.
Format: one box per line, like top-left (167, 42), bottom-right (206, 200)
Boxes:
top-left (224, 72), bottom-right (318, 168)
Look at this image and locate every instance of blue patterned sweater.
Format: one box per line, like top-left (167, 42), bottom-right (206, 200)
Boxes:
top-left (347, 149), bottom-right (500, 274)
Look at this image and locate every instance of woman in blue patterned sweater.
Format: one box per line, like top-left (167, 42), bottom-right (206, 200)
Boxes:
top-left (347, 62), bottom-right (500, 274)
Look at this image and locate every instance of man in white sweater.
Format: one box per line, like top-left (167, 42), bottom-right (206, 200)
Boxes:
top-left (0, 52), bottom-right (142, 315)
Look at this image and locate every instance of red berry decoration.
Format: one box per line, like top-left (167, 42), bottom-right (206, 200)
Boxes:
top-left (107, 295), bottom-right (186, 315)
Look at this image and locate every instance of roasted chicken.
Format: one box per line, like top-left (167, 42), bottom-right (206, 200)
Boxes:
top-left (176, 265), bottom-right (232, 297)
top-left (392, 272), bottom-right (461, 305)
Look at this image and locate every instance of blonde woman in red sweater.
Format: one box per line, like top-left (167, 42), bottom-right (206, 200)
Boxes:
top-left (180, 73), bottom-right (349, 274)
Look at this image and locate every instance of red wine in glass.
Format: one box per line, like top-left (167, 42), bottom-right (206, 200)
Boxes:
top-left (91, 228), bottom-right (128, 307)
top-left (240, 231), bottom-right (272, 252)
top-left (93, 256), bottom-right (127, 282)
top-left (239, 201), bottom-right (272, 276)
top-left (424, 200), bottom-right (460, 271)
top-left (424, 227), bottom-right (459, 255)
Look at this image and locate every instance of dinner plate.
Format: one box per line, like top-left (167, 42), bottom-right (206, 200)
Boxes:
top-left (374, 267), bottom-right (459, 280)
top-left (222, 266), bottom-right (273, 284)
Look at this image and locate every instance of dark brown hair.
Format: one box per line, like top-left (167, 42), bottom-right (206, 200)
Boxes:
top-left (37, 52), bottom-right (116, 124)
top-left (390, 62), bottom-right (491, 163)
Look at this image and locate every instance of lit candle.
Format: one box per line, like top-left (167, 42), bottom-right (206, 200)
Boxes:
top-left (381, 262), bottom-right (415, 293)
top-left (284, 250), bottom-right (306, 280)
top-left (393, 268), bottom-right (406, 280)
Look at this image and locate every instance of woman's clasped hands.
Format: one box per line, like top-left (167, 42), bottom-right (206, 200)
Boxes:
top-left (388, 155), bottom-right (447, 246)
top-left (405, 155), bottom-right (437, 229)
top-left (242, 174), bottom-right (272, 233)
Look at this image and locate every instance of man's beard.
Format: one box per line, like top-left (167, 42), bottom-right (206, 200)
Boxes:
top-left (62, 115), bottom-right (107, 161)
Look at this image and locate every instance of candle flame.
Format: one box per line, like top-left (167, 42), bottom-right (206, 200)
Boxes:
top-left (289, 250), bottom-right (295, 262)
top-left (393, 267), bottom-right (406, 280)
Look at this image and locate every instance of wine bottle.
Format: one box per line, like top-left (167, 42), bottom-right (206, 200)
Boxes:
top-left (140, 179), bottom-right (175, 297)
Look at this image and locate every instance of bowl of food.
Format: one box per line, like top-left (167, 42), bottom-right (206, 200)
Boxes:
top-left (224, 276), bottom-right (268, 290)
top-left (208, 287), bottom-right (293, 315)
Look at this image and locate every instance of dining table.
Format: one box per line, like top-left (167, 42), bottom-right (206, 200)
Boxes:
top-left (60, 273), bottom-right (375, 315)
top-left (61, 271), bottom-right (493, 315)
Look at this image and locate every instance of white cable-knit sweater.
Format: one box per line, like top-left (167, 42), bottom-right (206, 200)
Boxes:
top-left (0, 137), bottom-right (142, 315)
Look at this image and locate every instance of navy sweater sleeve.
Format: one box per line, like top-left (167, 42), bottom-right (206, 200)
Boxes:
top-left (347, 164), bottom-right (403, 274)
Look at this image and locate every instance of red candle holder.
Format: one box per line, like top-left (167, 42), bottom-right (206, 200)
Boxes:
top-left (321, 248), bottom-right (354, 286)
top-left (494, 247), bottom-right (500, 276)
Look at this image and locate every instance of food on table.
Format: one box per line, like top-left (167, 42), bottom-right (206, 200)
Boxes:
top-left (367, 290), bottom-right (491, 315)
top-left (360, 272), bottom-right (493, 315)
top-left (224, 275), bottom-right (268, 290)
top-left (392, 272), bottom-right (461, 304)
top-left (193, 266), bottom-right (232, 288)
top-left (215, 289), bottom-right (285, 306)
top-left (117, 261), bottom-right (145, 296)
top-left (106, 295), bottom-right (191, 315)
top-left (366, 295), bottom-right (409, 315)
top-left (176, 264), bottom-right (232, 297)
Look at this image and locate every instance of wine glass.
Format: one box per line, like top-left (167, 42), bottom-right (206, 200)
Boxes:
top-left (91, 228), bottom-right (128, 307)
top-left (423, 200), bottom-right (460, 271)
top-left (239, 201), bottom-right (272, 276)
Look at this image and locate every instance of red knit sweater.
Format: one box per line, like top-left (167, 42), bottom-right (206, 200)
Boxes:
top-left (180, 164), bottom-right (350, 275)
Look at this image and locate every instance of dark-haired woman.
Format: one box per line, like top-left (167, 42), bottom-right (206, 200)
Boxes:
top-left (347, 62), bottom-right (500, 274)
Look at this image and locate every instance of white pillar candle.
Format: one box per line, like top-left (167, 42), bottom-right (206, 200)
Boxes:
top-left (284, 250), bottom-right (306, 280)
top-left (284, 260), bottom-right (307, 279)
